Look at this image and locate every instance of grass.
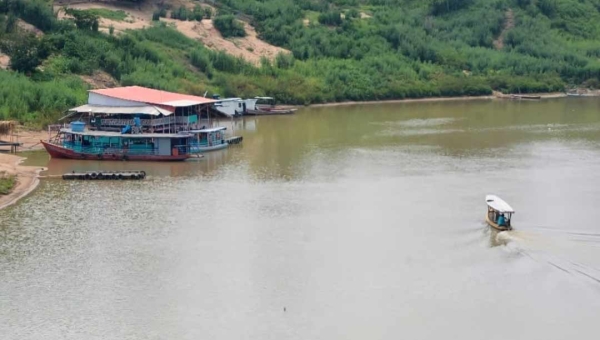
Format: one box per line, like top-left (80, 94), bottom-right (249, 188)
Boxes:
top-left (304, 11), bottom-right (320, 25)
top-left (0, 171), bottom-right (16, 195)
top-left (82, 9), bottom-right (128, 21)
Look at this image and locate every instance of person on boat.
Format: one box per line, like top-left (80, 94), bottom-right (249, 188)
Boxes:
top-left (497, 213), bottom-right (506, 226)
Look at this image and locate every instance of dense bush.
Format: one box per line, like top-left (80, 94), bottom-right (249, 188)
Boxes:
top-left (213, 14), bottom-right (246, 37)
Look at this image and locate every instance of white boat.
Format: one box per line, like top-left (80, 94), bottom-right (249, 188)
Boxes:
top-left (188, 127), bottom-right (229, 152)
top-left (485, 195), bottom-right (514, 231)
top-left (212, 98), bottom-right (244, 118)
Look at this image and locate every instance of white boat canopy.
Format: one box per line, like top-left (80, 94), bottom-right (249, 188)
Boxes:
top-left (486, 195), bottom-right (515, 213)
top-left (69, 104), bottom-right (173, 116)
top-left (255, 96), bottom-right (274, 100)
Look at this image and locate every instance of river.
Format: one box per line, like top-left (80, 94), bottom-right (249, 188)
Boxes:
top-left (1, 97), bottom-right (600, 340)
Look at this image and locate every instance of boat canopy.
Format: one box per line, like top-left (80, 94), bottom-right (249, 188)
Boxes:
top-left (255, 96), bottom-right (274, 100)
top-left (70, 104), bottom-right (173, 116)
top-left (486, 195), bottom-right (515, 213)
top-left (189, 127), bottom-right (227, 133)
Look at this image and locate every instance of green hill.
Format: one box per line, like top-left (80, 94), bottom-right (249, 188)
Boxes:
top-left (1, 0), bottom-right (599, 126)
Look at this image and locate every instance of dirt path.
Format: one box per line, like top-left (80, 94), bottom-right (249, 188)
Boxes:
top-left (54, 3), bottom-right (151, 34)
top-left (493, 8), bottom-right (514, 50)
top-left (166, 18), bottom-right (290, 64)
top-left (0, 153), bottom-right (43, 211)
top-left (80, 70), bottom-right (120, 89)
top-left (0, 53), bottom-right (9, 69)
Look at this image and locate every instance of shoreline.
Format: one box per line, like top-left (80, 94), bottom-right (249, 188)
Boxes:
top-left (307, 91), bottom-right (597, 108)
top-left (0, 153), bottom-right (44, 211)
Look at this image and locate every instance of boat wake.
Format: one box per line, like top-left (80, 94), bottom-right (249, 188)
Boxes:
top-left (490, 226), bottom-right (600, 286)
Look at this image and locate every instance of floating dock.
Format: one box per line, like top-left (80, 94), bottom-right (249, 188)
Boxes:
top-left (227, 136), bottom-right (243, 145)
top-left (62, 170), bottom-right (146, 180)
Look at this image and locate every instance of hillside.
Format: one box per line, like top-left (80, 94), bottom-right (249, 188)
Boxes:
top-left (1, 0), bottom-right (600, 125)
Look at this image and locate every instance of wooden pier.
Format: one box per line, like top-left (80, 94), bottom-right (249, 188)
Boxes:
top-left (0, 121), bottom-right (20, 153)
top-left (0, 140), bottom-right (22, 154)
top-left (62, 170), bottom-right (146, 180)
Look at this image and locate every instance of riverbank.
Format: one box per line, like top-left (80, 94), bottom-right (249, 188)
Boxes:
top-left (16, 129), bottom-right (49, 151)
top-left (308, 91), bottom-right (598, 108)
top-left (0, 153), bottom-right (43, 211)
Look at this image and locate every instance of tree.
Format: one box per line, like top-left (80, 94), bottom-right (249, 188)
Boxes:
top-left (64, 8), bottom-right (99, 31)
top-left (8, 34), bottom-right (42, 74)
top-left (5, 12), bottom-right (17, 33)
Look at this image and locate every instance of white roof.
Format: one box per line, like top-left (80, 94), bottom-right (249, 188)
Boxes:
top-left (60, 128), bottom-right (192, 138)
top-left (162, 99), bottom-right (206, 107)
top-left (486, 195), bottom-right (515, 213)
top-left (213, 98), bottom-right (242, 103)
top-left (70, 104), bottom-right (173, 116)
top-left (255, 96), bottom-right (273, 100)
top-left (189, 127), bottom-right (227, 133)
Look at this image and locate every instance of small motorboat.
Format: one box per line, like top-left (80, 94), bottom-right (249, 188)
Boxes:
top-left (485, 195), bottom-right (514, 231)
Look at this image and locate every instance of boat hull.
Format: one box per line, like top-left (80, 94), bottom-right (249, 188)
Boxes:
top-left (190, 143), bottom-right (229, 153)
top-left (245, 108), bottom-right (296, 116)
top-left (486, 214), bottom-right (512, 231)
top-left (41, 140), bottom-right (190, 162)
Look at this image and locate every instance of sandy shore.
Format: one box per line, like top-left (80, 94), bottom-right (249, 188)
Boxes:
top-left (0, 153), bottom-right (44, 211)
top-left (14, 129), bottom-right (50, 151)
top-left (308, 91), bottom-right (598, 108)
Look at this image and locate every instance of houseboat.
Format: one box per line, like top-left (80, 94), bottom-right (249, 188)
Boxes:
top-left (41, 121), bottom-right (194, 161)
top-left (42, 86), bottom-right (220, 162)
top-left (187, 127), bottom-right (229, 152)
top-left (485, 195), bottom-right (514, 231)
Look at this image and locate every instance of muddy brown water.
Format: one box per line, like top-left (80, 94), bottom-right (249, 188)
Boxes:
top-left (2, 97), bottom-right (600, 339)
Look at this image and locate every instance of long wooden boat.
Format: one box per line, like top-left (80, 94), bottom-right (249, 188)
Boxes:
top-left (485, 195), bottom-right (514, 231)
top-left (510, 94), bottom-right (541, 100)
top-left (243, 97), bottom-right (297, 115)
top-left (42, 127), bottom-right (194, 162)
top-left (245, 107), bottom-right (297, 115)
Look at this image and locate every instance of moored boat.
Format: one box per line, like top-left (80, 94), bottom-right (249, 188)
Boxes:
top-left (187, 127), bottom-right (230, 153)
top-left (510, 94), bottom-right (541, 100)
top-left (42, 124), bottom-right (194, 162)
top-left (243, 97), bottom-right (297, 115)
top-left (41, 86), bottom-right (222, 162)
top-left (485, 195), bottom-right (514, 231)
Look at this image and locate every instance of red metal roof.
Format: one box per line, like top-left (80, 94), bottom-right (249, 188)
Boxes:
top-left (89, 86), bottom-right (216, 107)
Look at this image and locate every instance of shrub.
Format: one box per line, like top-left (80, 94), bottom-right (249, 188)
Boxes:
top-left (213, 14), bottom-right (246, 37)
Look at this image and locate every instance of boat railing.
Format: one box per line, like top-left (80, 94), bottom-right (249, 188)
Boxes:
top-left (61, 142), bottom-right (192, 156)
top-left (86, 116), bottom-right (197, 129)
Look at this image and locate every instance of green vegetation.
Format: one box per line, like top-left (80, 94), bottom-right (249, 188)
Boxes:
top-left (164, 5), bottom-right (211, 22)
top-left (213, 14), bottom-right (246, 37)
top-left (0, 172), bottom-right (16, 195)
top-left (0, 0), bottom-right (599, 127)
top-left (79, 8), bottom-right (128, 21)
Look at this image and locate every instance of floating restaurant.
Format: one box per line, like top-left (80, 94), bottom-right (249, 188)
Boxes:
top-left (41, 86), bottom-right (241, 161)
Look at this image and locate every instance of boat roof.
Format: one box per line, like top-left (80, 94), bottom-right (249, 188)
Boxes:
top-left (188, 127), bottom-right (227, 133)
top-left (89, 86), bottom-right (217, 107)
top-left (255, 96), bottom-right (274, 100)
top-left (69, 104), bottom-right (173, 116)
top-left (486, 195), bottom-right (515, 213)
top-left (59, 128), bottom-right (192, 138)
